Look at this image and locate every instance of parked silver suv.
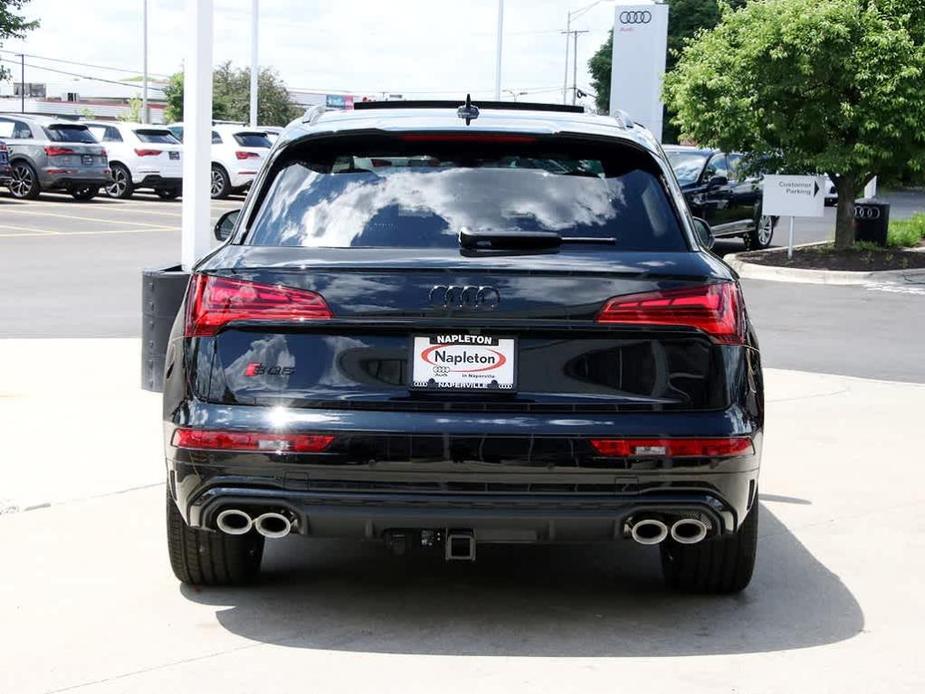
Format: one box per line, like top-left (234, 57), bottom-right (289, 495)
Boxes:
top-left (0, 115), bottom-right (112, 200)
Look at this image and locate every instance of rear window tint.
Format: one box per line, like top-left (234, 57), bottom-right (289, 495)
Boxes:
top-left (233, 132), bottom-right (272, 148)
top-left (246, 138), bottom-right (685, 252)
top-left (136, 129), bottom-right (180, 144)
top-left (44, 125), bottom-right (97, 143)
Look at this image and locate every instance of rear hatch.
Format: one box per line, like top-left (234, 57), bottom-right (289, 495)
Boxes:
top-left (231, 131), bottom-right (271, 171)
top-left (191, 133), bottom-right (740, 414)
top-left (134, 128), bottom-right (182, 177)
top-left (43, 124), bottom-right (108, 170)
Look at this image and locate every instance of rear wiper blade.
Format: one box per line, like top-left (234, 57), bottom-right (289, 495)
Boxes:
top-left (458, 228), bottom-right (616, 250)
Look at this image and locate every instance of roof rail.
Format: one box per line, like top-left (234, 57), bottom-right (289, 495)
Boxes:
top-left (354, 100), bottom-right (584, 114)
top-left (612, 109), bottom-right (635, 129)
top-left (302, 104), bottom-right (327, 124)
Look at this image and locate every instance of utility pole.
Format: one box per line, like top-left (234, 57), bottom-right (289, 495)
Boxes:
top-left (562, 13), bottom-right (570, 104)
top-left (19, 54), bottom-right (25, 113)
top-left (249, 0), bottom-right (259, 127)
top-left (142, 0), bottom-right (149, 123)
top-left (560, 29), bottom-right (588, 105)
top-left (494, 0), bottom-right (504, 100)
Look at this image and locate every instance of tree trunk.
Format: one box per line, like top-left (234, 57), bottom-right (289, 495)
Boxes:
top-left (833, 175), bottom-right (860, 250)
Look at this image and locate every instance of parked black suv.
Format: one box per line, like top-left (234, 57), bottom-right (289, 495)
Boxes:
top-left (164, 100), bottom-right (764, 593)
top-left (664, 145), bottom-right (776, 249)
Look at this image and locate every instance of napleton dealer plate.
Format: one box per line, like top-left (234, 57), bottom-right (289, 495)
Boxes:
top-left (410, 335), bottom-right (516, 391)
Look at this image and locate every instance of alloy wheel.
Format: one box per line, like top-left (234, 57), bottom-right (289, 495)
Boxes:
top-left (211, 169), bottom-right (224, 197)
top-left (10, 163), bottom-right (33, 198)
top-left (757, 216), bottom-right (774, 245)
top-left (106, 167), bottom-right (127, 197)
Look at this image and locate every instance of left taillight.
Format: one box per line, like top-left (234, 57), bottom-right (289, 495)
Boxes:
top-left (134, 148), bottom-right (162, 157)
top-left (184, 274), bottom-right (333, 337)
top-left (596, 282), bottom-right (745, 345)
top-left (235, 150), bottom-right (260, 160)
top-left (590, 437), bottom-right (753, 458)
top-left (172, 428), bottom-right (334, 453)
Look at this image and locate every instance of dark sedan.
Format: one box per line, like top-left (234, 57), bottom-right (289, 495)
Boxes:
top-left (664, 146), bottom-right (776, 249)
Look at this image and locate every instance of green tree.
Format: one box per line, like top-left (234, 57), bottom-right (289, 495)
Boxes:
top-left (162, 62), bottom-right (299, 126)
top-left (664, 0), bottom-right (925, 249)
top-left (0, 0), bottom-right (39, 81)
top-left (588, 0), bottom-right (745, 125)
top-left (118, 96), bottom-right (142, 123)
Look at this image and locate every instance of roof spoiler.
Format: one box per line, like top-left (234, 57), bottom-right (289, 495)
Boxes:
top-left (353, 100), bottom-right (584, 114)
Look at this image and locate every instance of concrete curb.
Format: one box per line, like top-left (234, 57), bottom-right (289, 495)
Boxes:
top-left (726, 243), bottom-right (923, 286)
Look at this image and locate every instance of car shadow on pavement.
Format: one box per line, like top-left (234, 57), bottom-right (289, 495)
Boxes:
top-left (180, 503), bottom-right (863, 657)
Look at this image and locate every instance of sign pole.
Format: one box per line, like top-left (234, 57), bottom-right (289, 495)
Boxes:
top-left (788, 217), bottom-right (795, 260)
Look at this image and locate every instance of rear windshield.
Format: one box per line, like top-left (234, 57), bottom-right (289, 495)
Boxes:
top-left (233, 132), bottom-right (272, 148)
top-left (44, 125), bottom-right (97, 144)
top-left (246, 138), bottom-right (685, 251)
top-left (136, 129), bottom-right (179, 144)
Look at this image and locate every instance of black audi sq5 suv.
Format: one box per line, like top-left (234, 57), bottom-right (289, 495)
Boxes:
top-left (164, 100), bottom-right (764, 593)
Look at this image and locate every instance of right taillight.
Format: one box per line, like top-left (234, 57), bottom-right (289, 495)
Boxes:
top-left (596, 283), bottom-right (745, 345)
top-left (185, 274), bottom-right (333, 337)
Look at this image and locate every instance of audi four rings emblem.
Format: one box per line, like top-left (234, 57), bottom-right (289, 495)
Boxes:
top-left (854, 206), bottom-right (881, 220)
top-left (619, 10), bottom-right (652, 24)
top-left (429, 285), bottom-right (501, 310)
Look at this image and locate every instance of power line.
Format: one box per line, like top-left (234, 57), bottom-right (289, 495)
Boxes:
top-left (6, 61), bottom-right (167, 93)
top-left (0, 49), bottom-right (171, 79)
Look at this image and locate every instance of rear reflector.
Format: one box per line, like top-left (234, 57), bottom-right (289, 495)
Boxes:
top-left (399, 133), bottom-right (537, 143)
top-left (173, 428), bottom-right (334, 453)
top-left (43, 146), bottom-right (75, 156)
top-left (590, 437), bottom-right (753, 458)
top-left (134, 148), bottom-right (162, 157)
top-left (596, 283), bottom-right (744, 345)
top-left (185, 274), bottom-right (333, 337)
top-left (235, 150), bottom-right (261, 159)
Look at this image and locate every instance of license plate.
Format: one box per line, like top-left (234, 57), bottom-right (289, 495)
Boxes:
top-left (82, 155), bottom-right (93, 165)
top-left (410, 335), bottom-right (516, 391)
top-left (169, 151), bottom-right (180, 160)
top-left (0, 153), bottom-right (7, 164)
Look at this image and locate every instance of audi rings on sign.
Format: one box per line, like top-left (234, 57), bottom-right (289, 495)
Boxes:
top-left (619, 10), bottom-right (652, 24)
top-left (429, 285), bottom-right (501, 311)
top-left (854, 206), bottom-right (882, 220)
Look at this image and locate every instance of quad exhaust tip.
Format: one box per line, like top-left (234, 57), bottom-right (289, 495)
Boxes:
top-left (670, 518), bottom-right (709, 545)
top-left (254, 512), bottom-right (293, 539)
top-left (630, 518), bottom-right (669, 545)
top-left (216, 509), bottom-right (253, 536)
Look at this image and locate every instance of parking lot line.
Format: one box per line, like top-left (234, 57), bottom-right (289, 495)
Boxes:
top-left (0, 223), bottom-right (59, 235)
top-left (0, 226), bottom-right (176, 238)
top-left (0, 207), bottom-right (178, 229)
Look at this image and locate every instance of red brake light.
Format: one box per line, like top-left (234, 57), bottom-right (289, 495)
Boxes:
top-left (44, 146), bottom-right (75, 156)
top-left (235, 150), bottom-right (260, 159)
top-left (399, 133), bottom-right (537, 143)
top-left (134, 148), bottom-right (162, 157)
top-left (172, 428), bottom-right (334, 453)
top-left (185, 274), bottom-right (333, 337)
top-left (596, 283), bottom-right (744, 345)
top-left (590, 437), bottom-right (753, 458)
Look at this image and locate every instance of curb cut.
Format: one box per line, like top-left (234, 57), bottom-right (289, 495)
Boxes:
top-left (726, 243), bottom-right (924, 286)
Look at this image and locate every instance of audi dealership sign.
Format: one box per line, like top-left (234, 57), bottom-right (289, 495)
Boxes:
top-left (610, 2), bottom-right (669, 141)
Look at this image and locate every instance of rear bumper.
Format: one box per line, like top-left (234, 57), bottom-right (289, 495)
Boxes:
top-left (228, 170), bottom-right (256, 189)
top-left (41, 172), bottom-right (112, 189)
top-left (136, 174), bottom-right (181, 189)
top-left (165, 403), bottom-right (761, 540)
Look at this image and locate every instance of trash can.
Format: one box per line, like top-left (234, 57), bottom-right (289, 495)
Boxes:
top-left (853, 198), bottom-right (890, 246)
top-left (141, 266), bottom-right (191, 392)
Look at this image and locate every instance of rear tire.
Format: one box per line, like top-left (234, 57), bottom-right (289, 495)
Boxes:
top-left (9, 161), bottom-right (40, 199)
top-left (70, 186), bottom-right (100, 201)
top-left (211, 164), bottom-right (231, 199)
top-left (660, 501), bottom-right (758, 594)
top-left (166, 487), bottom-right (264, 586)
top-left (105, 163), bottom-right (134, 199)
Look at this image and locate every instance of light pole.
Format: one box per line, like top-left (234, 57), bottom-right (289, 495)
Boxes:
top-left (563, 1), bottom-right (611, 104)
top-left (494, 0), bottom-right (504, 100)
top-left (19, 53), bottom-right (24, 113)
top-left (249, 0), bottom-right (259, 127)
top-left (142, 0), bottom-right (148, 123)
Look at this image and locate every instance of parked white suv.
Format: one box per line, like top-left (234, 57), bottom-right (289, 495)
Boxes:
top-left (84, 122), bottom-right (182, 199)
top-left (165, 122), bottom-right (271, 198)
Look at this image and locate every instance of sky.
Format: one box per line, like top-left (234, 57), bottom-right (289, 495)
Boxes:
top-left (0, 0), bottom-right (624, 104)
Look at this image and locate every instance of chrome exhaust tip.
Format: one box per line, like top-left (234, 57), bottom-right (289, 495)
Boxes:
top-left (630, 518), bottom-right (669, 545)
top-left (670, 518), bottom-right (709, 545)
top-left (216, 509), bottom-right (253, 536)
top-left (254, 512), bottom-right (293, 539)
